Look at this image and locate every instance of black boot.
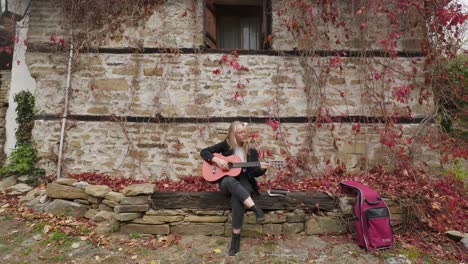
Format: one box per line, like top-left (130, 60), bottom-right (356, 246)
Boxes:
top-left (251, 205), bottom-right (265, 223)
top-left (228, 233), bottom-right (241, 256)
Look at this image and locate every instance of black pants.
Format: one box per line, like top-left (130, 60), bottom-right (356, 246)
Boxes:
top-left (219, 175), bottom-right (252, 229)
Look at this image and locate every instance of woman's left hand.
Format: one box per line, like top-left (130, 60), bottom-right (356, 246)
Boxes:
top-left (260, 162), bottom-right (269, 170)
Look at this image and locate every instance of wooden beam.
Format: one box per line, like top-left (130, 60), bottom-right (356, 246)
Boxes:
top-left (151, 191), bottom-right (337, 211)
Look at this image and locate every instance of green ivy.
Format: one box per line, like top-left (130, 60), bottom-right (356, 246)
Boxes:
top-left (0, 142), bottom-right (44, 176)
top-left (14, 91), bottom-right (35, 145)
top-left (438, 54), bottom-right (467, 134)
top-left (444, 158), bottom-right (467, 182)
top-left (1, 91), bottom-right (45, 184)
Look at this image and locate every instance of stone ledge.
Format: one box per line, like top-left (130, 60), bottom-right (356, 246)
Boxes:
top-left (18, 180), bottom-right (404, 237)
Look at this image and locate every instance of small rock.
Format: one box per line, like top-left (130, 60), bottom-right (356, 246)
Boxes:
top-left (33, 234), bottom-right (43, 241)
top-left (74, 199), bottom-right (90, 205)
top-left (384, 255), bottom-right (412, 264)
top-left (445, 230), bottom-right (467, 242)
top-left (68, 244), bottom-right (101, 258)
top-left (84, 209), bottom-right (99, 219)
top-left (7, 183), bottom-right (33, 195)
top-left (19, 188), bottom-right (46, 206)
top-left (105, 191), bottom-right (125, 203)
top-left (56, 178), bottom-right (78, 186)
top-left (121, 184), bottom-right (156, 196)
top-left (44, 199), bottom-right (89, 218)
top-left (92, 211), bottom-right (115, 222)
top-left (73, 181), bottom-right (90, 189)
top-left (85, 185), bottom-right (111, 197)
top-left (39, 195), bottom-right (48, 204)
top-left (71, 242), bottom-right (80, 249)
top-left (0, 176), bottom-right (18, 194)
top-left (17, 175), bottom-right (30, 182)
top-left (461, 237), bottom-right (468, 248)
top-left (46, 183), bottom-right (89, 200)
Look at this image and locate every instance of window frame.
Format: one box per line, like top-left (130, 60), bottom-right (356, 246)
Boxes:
top-left (203, 0), bottom-right (272, 51)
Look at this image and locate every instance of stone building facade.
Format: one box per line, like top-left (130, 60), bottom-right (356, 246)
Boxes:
top-left (19, 0), bottom-right (437, 180)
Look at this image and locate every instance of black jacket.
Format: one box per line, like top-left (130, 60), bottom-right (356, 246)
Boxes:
top-left (200, 140), bottom-right (266, 194)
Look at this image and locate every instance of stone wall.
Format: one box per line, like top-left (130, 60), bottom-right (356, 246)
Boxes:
top-left (27, 0), bottom-right (424, 51)
top-left (21, 0), bottom-right (437, 179)
top-left (0, 71), bottom-right (10, 165)
top-left (33, 121), bottom-right (438, 180)
top-left (27, 53), bottom-right (431, 118)
top-left (20, 179), bottom-right (404, 237)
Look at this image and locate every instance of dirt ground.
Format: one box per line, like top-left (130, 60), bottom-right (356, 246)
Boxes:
top-left (0, 209), bottom-right (460, 264)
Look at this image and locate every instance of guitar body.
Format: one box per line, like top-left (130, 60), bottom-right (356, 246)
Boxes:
top-left (202, 153), bottom-right (243, 183)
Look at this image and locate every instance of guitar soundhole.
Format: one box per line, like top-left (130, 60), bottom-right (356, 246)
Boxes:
top-left (227, 162), bottom-right (233, 168)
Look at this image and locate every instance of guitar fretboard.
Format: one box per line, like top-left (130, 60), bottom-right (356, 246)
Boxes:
top-left (231, 162), bottom-right (261, 168)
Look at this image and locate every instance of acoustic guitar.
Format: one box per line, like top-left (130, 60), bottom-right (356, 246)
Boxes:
top-left (202, 153), bottom-right (285, 183)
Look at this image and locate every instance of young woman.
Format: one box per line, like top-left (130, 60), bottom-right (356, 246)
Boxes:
top-left (200, 121), bottom-right (268, 256)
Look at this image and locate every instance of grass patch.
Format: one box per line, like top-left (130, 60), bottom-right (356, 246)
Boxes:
top-left (54, 254), bottom-right (66, 262)
top-left (215, 238), bottom-right (226, 246)
top-left (129, 232), bottom-right (143, 239)
top-left (32, 222), bottom-right (47, 233)
top-left (42, 230), bottom-right (77, 248)
top-left (399, 246), bottom-right (422, 261)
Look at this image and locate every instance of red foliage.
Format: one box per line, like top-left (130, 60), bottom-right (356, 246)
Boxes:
top-left (51, 167), bottom-right (468, 261)
top-left (267, 118), bottom-right (280, 131)
top-left (68, 172), bottom-right (147, 191)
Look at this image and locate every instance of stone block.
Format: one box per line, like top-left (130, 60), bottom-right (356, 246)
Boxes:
top-left (305, 216), bottom-right (347, 235)
top-left (102, 199), bottom-right (118, 208)
top-left (120, 224), bottom-right (170, 235)
top-left (120, 195), bottom-right (150, 205)
top-left (84, 209), bottom-right (99, 219)
top-left (283, 223), bottom-right (304, 234)
top-left (329, 77), bottom-right (346, 85)
top-left (225, 224), bottom-right (263, 237)
top-left (171, 223), bottom-right (224, 236)
top-left (112, 66), bottom-right (138, 75)
top-left (263, 224), bottom-right (282, 235)
top-left (89, 78), bottom-right (128, 91)
top-left (55, 178), bottom-right (77, 186)
top-left (339, 197), bottom-right (353, 215)
top-left (46, 183), bottom-right (89, 200)
top-left (343, 141), bottom-right (368, 154)
top-left (85, 185), bottom-right (111, 197)
top-left (105, 191), bottom-right (125, 203)
top-left (44, 199), bottom-right (89, 218)
top-left (286, 210), bottom-right (306, 223)
top-left (266, 211), bottom-right (287, 224)
top-left (116, 213), bottom-right (143, 222)
top-left (99, 204), bottom-right (114, 212)
top-left (142, 215), bottom-right (184, 223)
top-left (0, 176), bottom-right (17, 194)
top-left (114, 204), bottom-right (149, 213)
top-left (92, 211), bottom-right (116, 222)
top-left (146, 209), bottom-right (185, 216)
top-left (74, 199), bottom-right (90, 205)
top-left (121, 184), bottom-right (156, 196)
top-left (184, 215), bottom-right (227, 223)
top-left (88, 196), bottom-right (103, 204)
top-left (143, 67), bottom-right (163, 76)
top-left (192, 210), bottom-right (225, 216)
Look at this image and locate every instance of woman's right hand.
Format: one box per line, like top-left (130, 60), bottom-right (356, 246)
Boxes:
top-left (212, 157), bottom-right (230, 171)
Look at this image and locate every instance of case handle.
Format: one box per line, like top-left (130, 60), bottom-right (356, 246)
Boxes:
top-left (364, 197), bottom-right (382, 205)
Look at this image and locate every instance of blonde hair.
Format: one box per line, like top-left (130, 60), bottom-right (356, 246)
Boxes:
top-left (226, 121), bottom-right (251, 160)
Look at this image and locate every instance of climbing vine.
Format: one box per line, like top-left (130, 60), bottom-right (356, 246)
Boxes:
top-left (1, 91), bottom-right (45, 183)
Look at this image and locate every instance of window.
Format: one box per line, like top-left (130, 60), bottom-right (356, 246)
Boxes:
top-left (204, 0), bottom-right (271, 50)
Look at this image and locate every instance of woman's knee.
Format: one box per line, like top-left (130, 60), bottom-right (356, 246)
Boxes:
top-left (221, 177), bottom-right (238, 187)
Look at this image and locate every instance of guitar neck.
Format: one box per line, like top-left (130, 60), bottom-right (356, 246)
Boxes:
top-left (231, 162), bottom-right (261, 168)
